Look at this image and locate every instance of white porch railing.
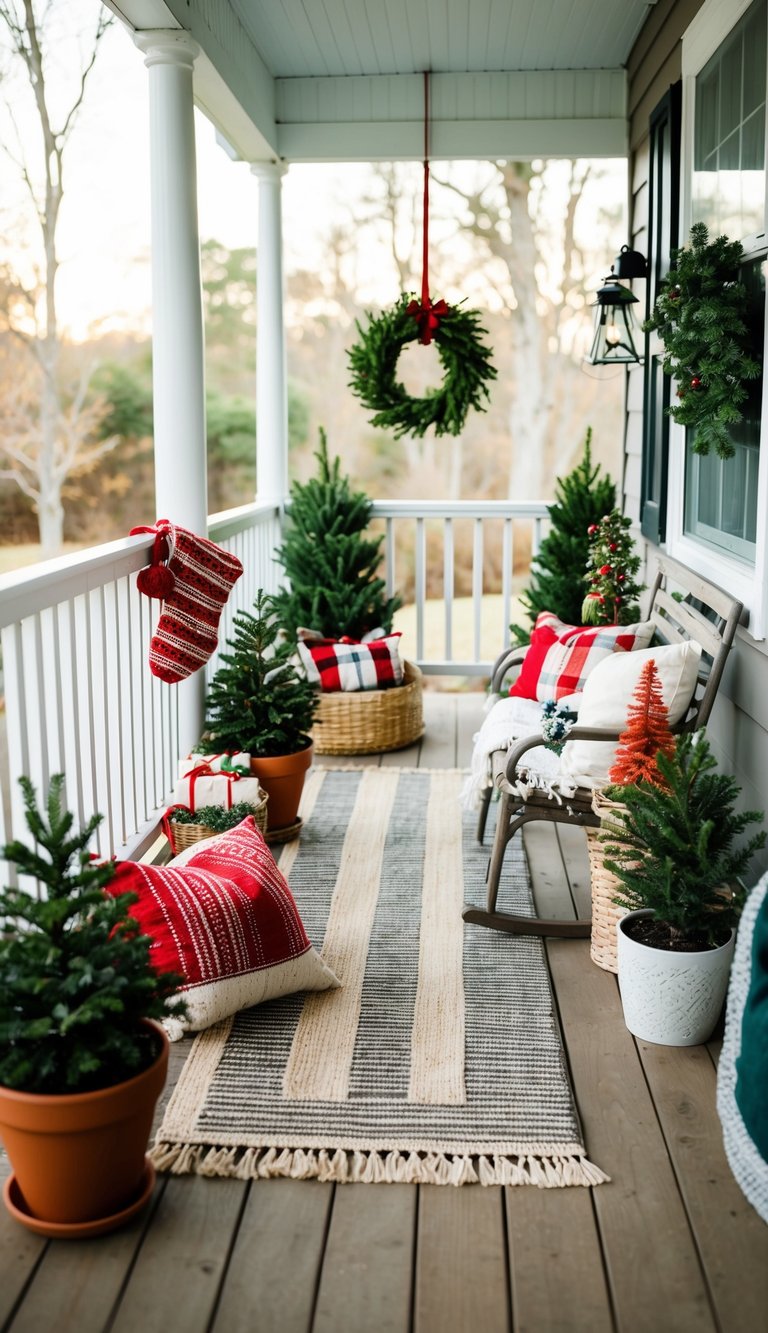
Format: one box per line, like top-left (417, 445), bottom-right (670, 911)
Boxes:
top-left (0, 497), bottom-right (546, 864)
top-left (0, 502), bottom-right (281, 867)
top-left (372, 501), bottom-right (548, 674)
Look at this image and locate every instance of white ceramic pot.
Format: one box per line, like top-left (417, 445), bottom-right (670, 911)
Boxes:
top-left (616, 909), bottom-right (735, 1046)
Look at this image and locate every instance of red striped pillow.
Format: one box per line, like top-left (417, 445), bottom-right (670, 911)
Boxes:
top-left (510, 612), bottom-right (654, 702)
top-left (110, 818), bottom-right (338, 1036)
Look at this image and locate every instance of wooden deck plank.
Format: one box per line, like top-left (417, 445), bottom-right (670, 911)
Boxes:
top-left (637, 1041), bottom-right (768, 1333)
top-left (0, 1160), bottom-right (47, 1329)
top-left (555, 823), bottom-right (592, 922)
top-left (109, 1177), bottom-right (247, 1333)
top-left (418, 692), bottom-right (458, 768)
top-left (211, 1179), bottom-right (333, 1333)
top-left (312, 1184), bottom-right (416, 1333)
top-left (505, 1188), bottom-right (613, 1333)
top-left (456, 690), bottom-right (484, 762)
top-left (7, 1184), bottom-right (166, 1333)
top-left (414, 1185), bottom-right (510, 1333)
top-left (547, 939), bottom-right (717, 1333)
top-left (522, 821), bottom-right (575, 921)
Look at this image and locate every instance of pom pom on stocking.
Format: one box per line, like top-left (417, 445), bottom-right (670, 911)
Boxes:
top-left (131, 520), bottom-right (243, 683)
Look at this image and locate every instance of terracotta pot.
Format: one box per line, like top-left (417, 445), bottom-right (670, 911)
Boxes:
top-left (0, 1019), bottom-right (168, 1227)
top-left (250, 740), bottom-right (313, 831)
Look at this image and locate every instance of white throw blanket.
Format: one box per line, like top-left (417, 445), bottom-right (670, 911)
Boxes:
top-left (461, 695), bottom-right (563, 810)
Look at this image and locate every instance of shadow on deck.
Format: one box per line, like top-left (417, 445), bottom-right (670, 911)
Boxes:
top-left (1, 691), bottom-right (766, 1333)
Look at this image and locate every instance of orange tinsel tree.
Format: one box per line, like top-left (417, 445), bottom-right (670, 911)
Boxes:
top-left (608, 658), bottom-right (676, 787)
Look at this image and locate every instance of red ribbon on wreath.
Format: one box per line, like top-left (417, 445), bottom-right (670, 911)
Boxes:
top-left (407, 71), bottom-right (450, 345)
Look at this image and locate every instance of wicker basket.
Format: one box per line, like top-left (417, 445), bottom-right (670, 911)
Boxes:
top-left (169, 790), bottom-right (269, 854)
top-left (587, 791), bottom-right (630, 974)
top-left (312, 660), bottom-right (425, 755)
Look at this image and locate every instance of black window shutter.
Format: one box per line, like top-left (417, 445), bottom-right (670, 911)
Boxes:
top-left (641, 81), bottom-right (682, 545)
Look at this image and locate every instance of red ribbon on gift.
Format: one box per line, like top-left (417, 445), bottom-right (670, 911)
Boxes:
top-left (182, 763), bottom-right (241, 812)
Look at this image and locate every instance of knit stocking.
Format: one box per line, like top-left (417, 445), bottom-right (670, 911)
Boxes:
top-left (132, 519), bottom-right (243, 683)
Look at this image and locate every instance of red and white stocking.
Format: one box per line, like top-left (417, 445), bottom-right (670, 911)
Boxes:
top-left (131, 519), bottom-right (243, 683)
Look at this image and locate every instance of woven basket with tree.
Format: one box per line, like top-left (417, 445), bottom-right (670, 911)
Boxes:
top-left (588, 659), bottom-right (674, 972)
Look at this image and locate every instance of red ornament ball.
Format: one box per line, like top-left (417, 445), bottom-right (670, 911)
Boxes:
top-left (617, 573), bottom-right (625, 582)
top-left (588, 524), bottom-right (598, 535)
top-left (609, 543), bottom-right (617, 552)
top-left (690, 376), bottom-right (702, 389)
top-left (599, 564), bottom-right (612, 575)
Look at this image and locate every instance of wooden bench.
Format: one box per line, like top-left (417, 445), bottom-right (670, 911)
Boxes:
top-left (463, 554), bottom-right (744, 938)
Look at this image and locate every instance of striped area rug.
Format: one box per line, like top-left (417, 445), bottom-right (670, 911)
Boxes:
top-left (152, 768), bottom-right (607, 1188)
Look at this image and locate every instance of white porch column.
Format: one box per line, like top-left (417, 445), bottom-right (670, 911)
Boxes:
top-left (135, 30), bottom-right (207, 759)
top-left (251, 162), bottom-right (288, 505)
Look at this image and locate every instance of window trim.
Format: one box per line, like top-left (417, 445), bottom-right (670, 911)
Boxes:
top-left (666, 0), bottom-right (768, 639)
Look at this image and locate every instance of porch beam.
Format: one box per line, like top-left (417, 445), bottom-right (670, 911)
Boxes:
top-left (252, 163), bottom-right (289, 507)
top-left (135, 28), bottom-right (207, 754)
top-left (277, 118), bottom-right (627, 162)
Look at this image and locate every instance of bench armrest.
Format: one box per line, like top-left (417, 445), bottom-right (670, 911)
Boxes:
top-left (503, 725), bottom-right (625, 786)
top-left (490, 644), bottom-right (529, 695)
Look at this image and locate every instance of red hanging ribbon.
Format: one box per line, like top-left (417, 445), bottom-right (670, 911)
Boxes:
top-left (407, 70), bottom-right (450, 345)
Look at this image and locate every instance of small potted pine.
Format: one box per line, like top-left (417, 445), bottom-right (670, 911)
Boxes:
top-left (601, 732), bottom-right (765, 1045)
top-left (201, 589), bottom-right (318, 835)
top-left (0, 776), bottom-right (185, 1237)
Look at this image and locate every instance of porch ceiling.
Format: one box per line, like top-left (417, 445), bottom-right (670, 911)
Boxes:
top-left (111, 0), bottom-right (656, 160)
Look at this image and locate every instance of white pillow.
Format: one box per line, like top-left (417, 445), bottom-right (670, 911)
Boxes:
top-left (558, 640), bottom-right (703, 789)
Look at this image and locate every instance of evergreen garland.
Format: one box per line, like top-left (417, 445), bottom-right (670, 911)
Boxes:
top-left (0, 775), bottom-right (185, 1095)
top-left (272, 428), bottom-right (401, 640)
top-left (202, 589), bottom-right (318, 757)
top-left (515, 428), bottom-right (616, 635)
top-left (643, 222), bottom-right (761, 458)
top-left (169, 802), bottom-right (261, 831)
top-left (602, 732), bottom-right (765, 948)
top-left (347, 294), bottom-right (497, 438)
top-left (581, 510), bottom-right (644, 626)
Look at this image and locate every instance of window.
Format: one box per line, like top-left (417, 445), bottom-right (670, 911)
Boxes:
top-left (668, 0), bottom-right (768, 635)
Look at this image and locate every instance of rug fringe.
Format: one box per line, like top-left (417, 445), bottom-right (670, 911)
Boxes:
top-left (149, 1142), bottom-right (609, 1188)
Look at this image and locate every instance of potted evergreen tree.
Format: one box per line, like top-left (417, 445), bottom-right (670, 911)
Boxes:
top-left (201, 589), bottom-right (318, 832)
top-left (602, 732), bottom-right (765, 1045)
top-left (0, 776), bottom-right (185, 1237)
top-left (272, 426), bottom-right (401, 639)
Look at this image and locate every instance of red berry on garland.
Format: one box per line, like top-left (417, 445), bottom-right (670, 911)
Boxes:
top-left (588, 524), bottom-right (598, 535)
top-left (615, 596), bottom-right (622, 605)
top-left (677, 387), bottom-right (686, 398)
top-left (600, 564), bottom-right (612, 575)
top-left (609, 543), bottom-right (617, 552)
top-left (690, 376), bottom-right (701, 389)
top-left (617, 573), bottom-right (625, 582)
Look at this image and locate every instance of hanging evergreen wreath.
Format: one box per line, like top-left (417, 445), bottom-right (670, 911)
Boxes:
top-left (347, 294), bottom-right (497, 439)
top-left (643, 222), bottom-right (761, 458)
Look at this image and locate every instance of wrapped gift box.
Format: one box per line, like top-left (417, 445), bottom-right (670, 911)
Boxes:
top-left (178, 751), bottom-right (251, 779)
top-left (173, 765), bottom-right (263, 811)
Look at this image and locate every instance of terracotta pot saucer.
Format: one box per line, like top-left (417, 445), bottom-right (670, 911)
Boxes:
top-left (3, 1157), bottom-right (156, 1239)
top-left (264, 816), bottom-right (303, 846)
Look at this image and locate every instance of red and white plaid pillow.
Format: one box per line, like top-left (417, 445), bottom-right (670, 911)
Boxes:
top-left (297, 633), bottom-right (404, 692)
top-left (509, 612), bottom-right (654, 702)
top-left (109, 817), bottom-right (338, 1036)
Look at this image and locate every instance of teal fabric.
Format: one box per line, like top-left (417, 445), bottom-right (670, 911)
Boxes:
top-left (735, 890), bottom-right (768, 1160)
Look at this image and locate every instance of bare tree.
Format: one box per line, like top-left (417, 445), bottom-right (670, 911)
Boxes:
top-left (0, 0), bottom-right (115, 555)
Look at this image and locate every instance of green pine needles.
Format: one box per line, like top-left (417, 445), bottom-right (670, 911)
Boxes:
top-left (0, 775), bottom-right (185, 1095)
top-left (643, 222), bottom-right (761, 458)
top-left (272, 428), bottom-right (401, 640)
top-left (602, 732), bottom-right (765, 948)
top-left (202, 589), bottom-right (318, 757)
top-left (514, 429), bottom-right (616, 635)
top-left (347, 295), bottom-right (497, 438)
top-left (169, 802), bottom-right (261, 831)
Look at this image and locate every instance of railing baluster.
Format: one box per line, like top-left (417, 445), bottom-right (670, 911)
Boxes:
top-left (502, 518), bottom-right (513, 651)
top-left (444, 518), bottom-right (454, 662)
top-left (386, 518), bottom-right (395, 600)
top-left (472, 518), bottom-right (483, 663)
top-left (415, 517), bottom-right (426, 664)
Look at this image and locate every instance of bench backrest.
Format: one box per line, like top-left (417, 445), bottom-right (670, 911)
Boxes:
top-left (645, 554), bottom-right (743, 732)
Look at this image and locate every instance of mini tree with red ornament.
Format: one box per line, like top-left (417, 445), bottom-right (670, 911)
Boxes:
top-left (607, 659), bottom-right (675, 789)
top-left (581, 510), bottom-right (644, 625)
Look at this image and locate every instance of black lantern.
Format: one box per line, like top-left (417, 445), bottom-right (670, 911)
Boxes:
top-left (587, 246), bottom-right (647, 366)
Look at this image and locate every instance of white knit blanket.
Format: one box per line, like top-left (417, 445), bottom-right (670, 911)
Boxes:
top-left (461, 696), bottom-right (562, 810)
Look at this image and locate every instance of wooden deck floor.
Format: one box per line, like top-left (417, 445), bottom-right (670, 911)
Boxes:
top-left (2, 690), bottom-right (766, 1333)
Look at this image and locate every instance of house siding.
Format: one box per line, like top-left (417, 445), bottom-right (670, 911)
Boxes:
top-left (626, 0), bottom-right (768, 873)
